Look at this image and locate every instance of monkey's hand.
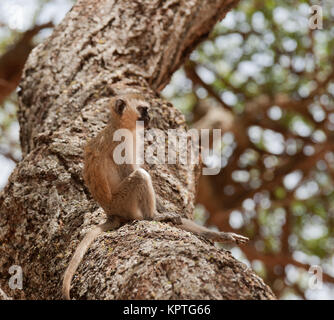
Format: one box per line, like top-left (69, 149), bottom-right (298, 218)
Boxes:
top-left (154, 212), bottom-right (182, 225)
top-left (203, 231), bottom-right (249, 245)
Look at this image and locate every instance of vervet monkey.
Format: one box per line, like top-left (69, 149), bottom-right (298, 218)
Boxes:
top-left (62, 94), bottom-right (248, 299)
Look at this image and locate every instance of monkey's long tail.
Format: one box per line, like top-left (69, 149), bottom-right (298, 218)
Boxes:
top-left (62, 218), bottom-right (121, 300)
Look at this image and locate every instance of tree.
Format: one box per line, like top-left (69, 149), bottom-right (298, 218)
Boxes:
top-left (0, 0), bottom-right (274, 300)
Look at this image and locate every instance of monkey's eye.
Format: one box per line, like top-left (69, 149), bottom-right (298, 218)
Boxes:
top-left (114, 99), bottom-right (126, 115)
top-left (137, 106), bottom-right (150, 126)
top-left (137, 106), bottom-right (148, 115)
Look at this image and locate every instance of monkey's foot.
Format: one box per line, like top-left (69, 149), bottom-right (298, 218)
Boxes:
top-left (205, 231), bottom-right (249, 245)
top-left (154, 212), bottom-right (182, 225)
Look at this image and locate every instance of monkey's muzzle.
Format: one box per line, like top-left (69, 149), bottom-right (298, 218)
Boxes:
top-left (137, 106), bottom-right (150, 127)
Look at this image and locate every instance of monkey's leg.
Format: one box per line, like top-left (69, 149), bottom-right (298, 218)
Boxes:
top-left (178, 218), bottom-right (248, 245)
top-left (107, 168), bottom-right (156, 220)
top-left (108, 169), bottom-right (182, 224)
top-left (62, 218), bottom-right (122, 300)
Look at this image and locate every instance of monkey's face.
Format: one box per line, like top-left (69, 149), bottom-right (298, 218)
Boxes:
top-left (136, 106), bottom-right (150, 127)
top-left (112, 97), bottom-right (150, 129)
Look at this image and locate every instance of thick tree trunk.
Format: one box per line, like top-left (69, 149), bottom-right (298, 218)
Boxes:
top-left (0, 0), bottom-right (275, 299)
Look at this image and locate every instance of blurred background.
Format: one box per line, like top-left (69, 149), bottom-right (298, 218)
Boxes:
top-left (0, 0), bottom-right (333, 299)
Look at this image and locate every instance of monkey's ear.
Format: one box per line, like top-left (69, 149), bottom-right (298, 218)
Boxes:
top-left (114, 99), bottom-right (126, 115)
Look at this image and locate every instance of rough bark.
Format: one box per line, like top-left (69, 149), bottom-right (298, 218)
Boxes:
top-left (0, 0), bottom-right (275, 300)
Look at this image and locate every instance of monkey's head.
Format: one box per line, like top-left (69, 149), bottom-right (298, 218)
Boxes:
top-left (111, 95), bottom-right (151, 130)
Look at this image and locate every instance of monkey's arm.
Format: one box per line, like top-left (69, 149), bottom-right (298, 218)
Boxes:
top-left (174, 218), bottom-right (248, 245)
top-left (62, 218), bottom-right (122, 300)
top-left (154, 212), bottom-right (248, 244)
